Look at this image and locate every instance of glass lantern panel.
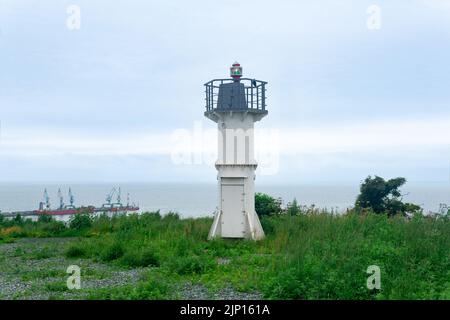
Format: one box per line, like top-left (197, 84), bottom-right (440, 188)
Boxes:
top-left (231, 66), bottom-right (242, 76)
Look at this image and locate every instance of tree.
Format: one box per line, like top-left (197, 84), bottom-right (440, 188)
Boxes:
top-left (13, 214), bottom-right (24, 225)
top-left (38, 213), bottom-right (54, 223)
top-left (286, 198), bottom-right (301, 216)
top-left (255, 193), bottom-right (282, 217)
top-left (355, 175), bottom-right (421, 216)
top-left (69, 213), bottom-right (92, 230)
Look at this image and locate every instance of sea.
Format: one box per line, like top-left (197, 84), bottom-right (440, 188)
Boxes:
top-left (0, 182), bottom-right (449, 218)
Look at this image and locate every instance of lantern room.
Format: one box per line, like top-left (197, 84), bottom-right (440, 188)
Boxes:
top-left (204, 62), bottom-right (268, 122)
top-left (230, 62), bottom-right (243, 80)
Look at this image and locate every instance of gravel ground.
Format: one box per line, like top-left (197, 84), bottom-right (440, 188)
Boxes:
top-left (181, 283), bottom-right (263, 300)
top-left (0, 238), bottom-right (263, 300)
top-left (0, 238), bottom-right (146, 300)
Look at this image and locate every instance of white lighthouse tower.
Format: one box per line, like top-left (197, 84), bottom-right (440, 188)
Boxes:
top-left (205, 62), bottom-right (267, 241)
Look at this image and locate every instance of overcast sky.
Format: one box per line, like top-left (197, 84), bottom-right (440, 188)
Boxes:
top-left (1, 0), bottom-right (450, 184)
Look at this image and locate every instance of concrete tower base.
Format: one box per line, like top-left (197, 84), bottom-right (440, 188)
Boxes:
top-left (208, 164), bottom-right (265, 241)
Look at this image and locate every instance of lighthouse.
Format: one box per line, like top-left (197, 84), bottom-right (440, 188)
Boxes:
top-left (204, 62), bottom-right (267, 241)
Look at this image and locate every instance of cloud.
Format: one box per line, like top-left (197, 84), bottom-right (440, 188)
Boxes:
top-left (1, 1), bottom-right (449, 182)
top-left (2, 116), bottom-right (449, 157)
top-left (418, 0), bottom-right (450, 11)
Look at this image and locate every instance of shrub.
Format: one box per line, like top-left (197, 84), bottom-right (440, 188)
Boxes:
top-left (203, 239), bottom-right (230, 257)
top-left (0, 226), bottom-right (24, 238)
top-left (255, 193), bottom-right (282, 216)
top-left (163, 212), bottom-right (180, 221)
top-left (2, 205), bottom-right (448, 300)
top-left (120, 248), bottom-right (160, 268)
top-left (39, 221), bottom-right (66, 236)
top-left (87, 276), bottom-right (171, 299)
top-left (101, 242), bottom-right (124, 262)
top-left (31, 246), bottom-right (54, 259)
top-left (129, 276), bottom-right (171, 299)
top-left (13, 214), bottom-right (24, 225)
top-left (65, 243), bottom-right (88, 258)
top-left (169, 255), bottom-right (214, 275)
top-left (355, 176), bottom-right (421, 216)
top-left (69, 213), bottom-right (93, 230)
top-left (260, 216), bottom-right (276, 235)
top-left (140, 249), bottom-right (160, 267)
top-left (141, 211), bottom-right (162, 221)
top-left (264, 267), bottom-right (306, 299)
top-left (286, 198), bottom-right (301, 216)
top-left (38, 214), bottom-right (54, 223)
top-left (45, 281), bottom-right (68, 292)
top-left (90, 214), bottom-right (114, 234)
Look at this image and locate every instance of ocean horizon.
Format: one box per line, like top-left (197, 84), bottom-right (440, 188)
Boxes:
top-left (1, 182), bottom-right (449, 217)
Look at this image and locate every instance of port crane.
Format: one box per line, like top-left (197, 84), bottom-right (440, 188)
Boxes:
top-left (41, 189), bottom-right (51, 210)
top-left (57, 188), bottom-right (64, 209)
top-left (2, 186), bottom-right (139, 219)
top-left (68, 188), bottom-right (75, 208)
top-left (103, 187), bottom-right (123, 208)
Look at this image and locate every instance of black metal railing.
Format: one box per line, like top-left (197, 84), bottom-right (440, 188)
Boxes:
top-left (205, 78), bottom-right (267, 112)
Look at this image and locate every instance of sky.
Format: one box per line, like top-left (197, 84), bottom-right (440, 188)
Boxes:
top-left (0, 0), bottom-right (450, 184)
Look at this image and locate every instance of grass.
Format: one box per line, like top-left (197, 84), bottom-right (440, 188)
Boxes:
top-left (1, 210), bottom-right (449, 299)
top-left (85, 274), bottom-right (172, 299)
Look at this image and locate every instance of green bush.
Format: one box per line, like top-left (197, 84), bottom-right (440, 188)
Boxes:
top-left (255, 193), bottom-right (282, 216)
top-left (87, 275), bottom-right (171, 299)
top-left (204, 239), bottom-right (232, 257)
top-left (45, 281), bottom-right (69, 292)
top-left (13, 214), bottom-right (24, 225)
top-left (355, 176), bottom-right (422, 216)
top-left (2, 209), bottom-right (448, 300)
top-left (163, 211), bottom-right (180, 221)
top-left (101, 242), bottom-right (124, 262)
top-left (39, 221), bottom-right (66, 236)
top-left (260, 216), bottom-right (276, 235)
top-left (120, 248), bottom-right (160, 268)
top-left (141, 211), bottom-right (162, 221)
top-left (65, 243), bottom-right (88, 258)
top-left (286, 198), bottom-right (301, 216)
top-left (90, 214), bottom-right (114, 234)
top-left (31, 246), bottom-right (54, 259)
top-left (38, 214), bottom-right (54, 223)
top-left (261, 213), bottom-right (450, 299)
top-left (69, 213), bottom-right (93, 230)
top-left (169, 255), bottom-right (214, 275)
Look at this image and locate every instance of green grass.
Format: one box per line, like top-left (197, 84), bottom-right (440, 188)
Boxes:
top-left (86, 274), bottom-right (172, 299)
top-left (20, 269), bottom-right (64, 281)
top-left (29, 246), bottom-right (55, 260)
top-left (45, 281), bottom-right (70, 292)
top-left (1, 211), bottom-right (449, 299)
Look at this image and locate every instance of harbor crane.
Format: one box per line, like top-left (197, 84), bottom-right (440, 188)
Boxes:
top-left (103, 187), bottom-right (123, 208)
top-left (57, 188), bottom-right (64, 209)
top-left (42, 189), bottom-right (51, 210)
top-left (65, 188), bottom-right (76, 209)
